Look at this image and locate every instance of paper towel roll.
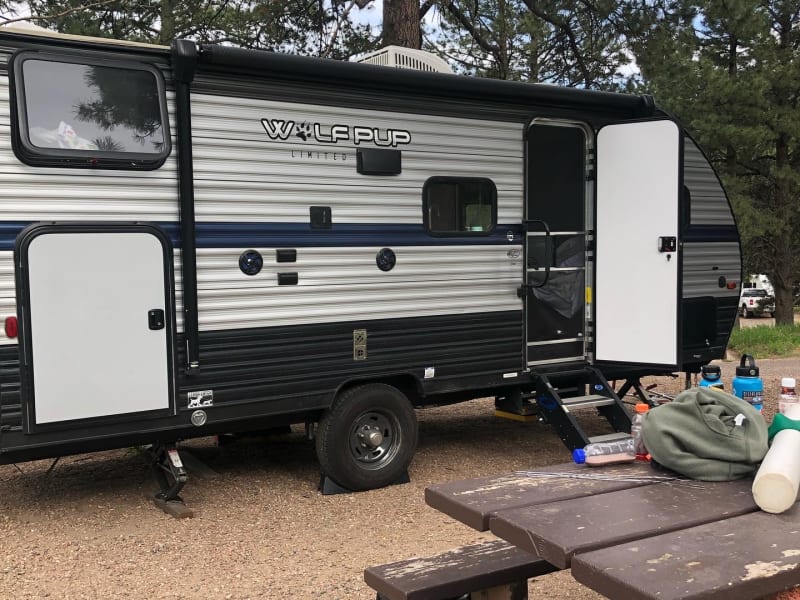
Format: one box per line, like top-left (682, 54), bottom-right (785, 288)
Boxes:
top-left (752, 405), bottom-right (800, 514)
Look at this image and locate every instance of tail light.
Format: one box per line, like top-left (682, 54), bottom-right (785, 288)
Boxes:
top-left (4, 316), bottom-right (18, 338)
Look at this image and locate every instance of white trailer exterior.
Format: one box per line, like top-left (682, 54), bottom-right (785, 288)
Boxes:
top-left (0, 29), bottom-right (742, 492)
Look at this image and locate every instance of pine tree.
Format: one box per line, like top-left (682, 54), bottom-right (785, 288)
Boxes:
top-left (433, 0), bottom-right (632, 88)
top-left (633, 0), bottom-right (800, 324)
top-left (21, 0), bottom-right (378, 57)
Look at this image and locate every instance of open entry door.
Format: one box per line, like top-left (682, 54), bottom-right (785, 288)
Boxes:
top-left (594, 119), bottom-right (681, 368)
top-left (524, 121), bottom-right (589, 367)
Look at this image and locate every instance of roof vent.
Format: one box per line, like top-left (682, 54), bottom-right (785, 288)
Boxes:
top-left (354, 46), bottom-right (453, 73)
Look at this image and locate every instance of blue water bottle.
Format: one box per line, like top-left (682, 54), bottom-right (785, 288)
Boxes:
top-left (698, 365), bottom-right (724, 390)
top-left (732, 354), bottom-right (764, 412)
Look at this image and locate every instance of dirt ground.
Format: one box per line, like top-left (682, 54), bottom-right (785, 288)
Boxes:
top-left (1, 357), bottom-right (798, 599)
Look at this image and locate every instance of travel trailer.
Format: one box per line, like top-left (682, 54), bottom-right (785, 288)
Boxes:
top-left (0, 27), bottom-right (742, 498)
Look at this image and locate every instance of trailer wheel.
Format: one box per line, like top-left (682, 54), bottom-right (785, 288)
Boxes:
top-left (316, 384), bottom-right (418, 492)
top-left (740, 304), bottom-right (752, 318)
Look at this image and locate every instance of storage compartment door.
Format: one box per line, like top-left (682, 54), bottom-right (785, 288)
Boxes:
top-left (595, 119), bottom-right (680, 367)
top-left (24, 229), bottom-right (172, 425)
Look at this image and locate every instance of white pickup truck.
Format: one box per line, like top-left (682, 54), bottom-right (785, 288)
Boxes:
top-left (740, 288), bottom-right (775, 318)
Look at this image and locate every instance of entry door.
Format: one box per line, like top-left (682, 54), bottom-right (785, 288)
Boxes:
top-left (21, 226), bottom-right (173, 426)
top-left (525, 122), bottom-right (589, 366)
top-left (594, 119), bottom-right (680, 367)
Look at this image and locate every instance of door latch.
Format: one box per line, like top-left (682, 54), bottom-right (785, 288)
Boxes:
top-left (658, 236), bottom-right (677, 253)
top-left (148, 309), bottom-right (165, 330)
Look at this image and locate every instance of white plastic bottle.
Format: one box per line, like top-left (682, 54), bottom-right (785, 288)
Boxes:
top-left (779, 377), bottom-right (798, 415)
top-left (752, 404), bottom-right (800, 513)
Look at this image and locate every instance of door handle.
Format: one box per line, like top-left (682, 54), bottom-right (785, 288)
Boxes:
top-left (148, 309), bottom-right (165, 330)
top-left (526, 219), bottom-right (553, 289)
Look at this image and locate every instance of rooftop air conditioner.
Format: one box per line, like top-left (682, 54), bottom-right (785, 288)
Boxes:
top-left (354, 46), bottom-right (453, 73)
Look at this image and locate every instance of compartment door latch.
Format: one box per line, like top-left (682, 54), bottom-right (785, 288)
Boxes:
top-left (148, 309), bottom-right (165, 330)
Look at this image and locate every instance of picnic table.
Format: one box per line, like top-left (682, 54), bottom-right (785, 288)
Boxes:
top-left (424, 461), bottom-right (800, 599)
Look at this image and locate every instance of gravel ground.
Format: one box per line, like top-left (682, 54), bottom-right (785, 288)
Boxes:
top-left (0, 356), bottom-right (798, 599)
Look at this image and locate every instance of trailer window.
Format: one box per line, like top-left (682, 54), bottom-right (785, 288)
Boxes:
top-left (424, 178), bottom-right (496, 235)
top-left (11, 53), bottom-right (170, 169)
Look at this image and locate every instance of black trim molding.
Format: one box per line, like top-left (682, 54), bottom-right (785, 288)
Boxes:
top-left (171, 39), bottom-right (201, 372)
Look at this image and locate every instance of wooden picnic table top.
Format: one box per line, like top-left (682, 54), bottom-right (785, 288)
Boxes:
top-left (425, 461), bottom-right (656, 531)
top-left (425, 462), bottom-right (800, 600)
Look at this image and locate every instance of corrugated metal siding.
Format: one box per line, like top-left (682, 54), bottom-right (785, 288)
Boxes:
top-left (0, 52), bottom-right (526, 343)
top-left (0, 311), bottom-right (522, 434)
top-left (0, 53), bottom-right (180, 344)
top-left (185, 312), bottom-right (524, 402)
top-left (191, 94), bottom-right (524, 224)
top-left (189, 93), bottom-right (524, 332)
top-left (682, 242), bottom-right (741, 298)
top-left (192, 153), bottom-right (517, 223)
top-left (0, 248), bottom-right (15, 344)
top-left (684, 138), bottom-right (735, 226)
top-left (0, 77), bottom-right (179, 222)
top-left (0, 294), bottom-right (14, 344)
top-left (0, 243), bottom-right (523, 339)
top-left (0, 345), bottom-right (20, 431)
top-left (195, 245), bottom-right (521, 330)
top-left (196, 245), bottom-right (518, 288)
top-left (680, 139), bottom-right (740, 361)
top-left (0, 249), bottom-right (181, 346)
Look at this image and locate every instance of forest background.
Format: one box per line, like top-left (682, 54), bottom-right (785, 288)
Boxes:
top-left (2, 0), bottom-right (798, 322)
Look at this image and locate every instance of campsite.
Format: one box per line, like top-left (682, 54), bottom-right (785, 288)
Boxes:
top-left (0, 357), bottom-right (794, 598)
top-left (0, 1), bottom-right (797, 598)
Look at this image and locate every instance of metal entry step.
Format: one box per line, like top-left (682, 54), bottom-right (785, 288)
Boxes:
top-left (587, 432), bottom-right (634, 444)
top-left (535, 367), bottom-right (633, 450)
top-left (561, 394), bottom-right (616, 409)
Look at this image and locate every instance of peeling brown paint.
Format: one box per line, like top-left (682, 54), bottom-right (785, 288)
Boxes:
top-left (742, 561), bottom-right (795, 581)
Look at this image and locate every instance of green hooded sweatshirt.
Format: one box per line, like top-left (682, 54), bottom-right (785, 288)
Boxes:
top-left (642, 387), bottom-right (768, 481)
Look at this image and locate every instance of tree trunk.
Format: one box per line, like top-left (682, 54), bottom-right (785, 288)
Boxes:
top-left (160, 0), bottom-right (175, 46)
top-left (383, 0), bottom-right (420, 48)
top-left (770, 16), bottom-right (798, 326)
top-left (773, 276), bottom-right (794, 325)
top-left (497, 0), bottom-right (509, 79)
top-left (726, 35), bottom-right (737, 171)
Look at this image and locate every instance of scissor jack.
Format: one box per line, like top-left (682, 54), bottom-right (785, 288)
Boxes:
top-left (149, 442), bottom-right (194, 518)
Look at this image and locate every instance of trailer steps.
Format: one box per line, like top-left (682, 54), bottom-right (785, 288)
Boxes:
top-left (561, 394), bottom-right (616, 409)
top-left (534, 367), bottom-right (633, 451)
top-left (587, 431), bottom-right (635, 444)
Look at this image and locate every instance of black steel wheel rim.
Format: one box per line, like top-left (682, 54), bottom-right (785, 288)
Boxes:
top-left (348, 409), bottom-right (401, 470)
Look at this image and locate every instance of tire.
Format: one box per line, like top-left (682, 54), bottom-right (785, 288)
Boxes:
top-left (741, 304), bottom-right (752, 318)
top-left (316, 383), bottom-right (418, 492)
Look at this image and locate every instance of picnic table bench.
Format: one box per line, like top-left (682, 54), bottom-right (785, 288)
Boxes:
top-left (364, 538), bottom-right (556, 600)
top-left (367, 462), bottom-right (800, 599)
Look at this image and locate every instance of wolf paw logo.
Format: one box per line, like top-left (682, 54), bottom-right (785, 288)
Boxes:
top-left (295, 122), bottom-right (312, 141)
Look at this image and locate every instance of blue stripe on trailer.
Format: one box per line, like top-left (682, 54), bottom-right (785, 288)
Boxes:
top-left (0, 222), bottom-right (524, 250)
top-left (192, 222), bottom-right (523, 248)
top-left (0, 222), bottom-right (29, 249)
